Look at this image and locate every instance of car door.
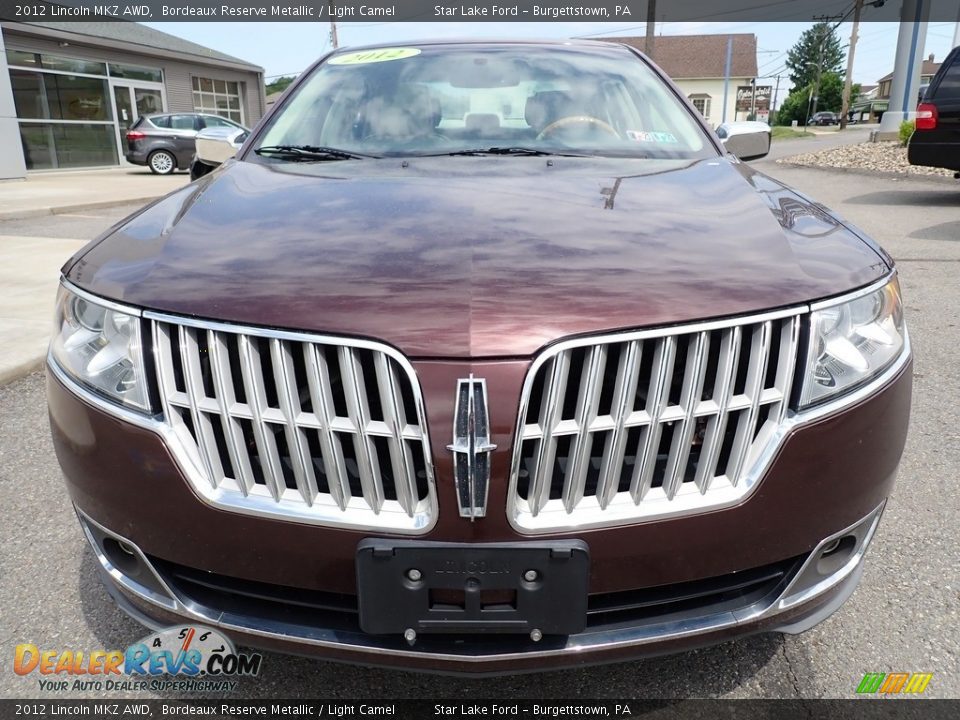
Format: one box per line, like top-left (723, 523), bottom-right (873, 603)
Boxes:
top-left (168, 114), bottom-right (200, 166)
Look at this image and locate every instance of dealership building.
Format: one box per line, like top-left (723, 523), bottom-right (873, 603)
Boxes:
top-left (0, 21), bottom-right (265, 179)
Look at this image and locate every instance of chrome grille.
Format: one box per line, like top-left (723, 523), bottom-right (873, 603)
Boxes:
top-left (509, 310), bottom-right (803, 532)
top-left (150, 315), bottom-right (435, 532)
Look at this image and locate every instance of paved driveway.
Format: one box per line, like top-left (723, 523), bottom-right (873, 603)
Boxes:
top-left (1, 160), bottom-right (957, 700)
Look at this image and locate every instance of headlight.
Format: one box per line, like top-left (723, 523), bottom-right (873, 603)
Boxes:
top-left (50, 283), bottom-right (151, 412)
top-left (800, 276), bottom-right (906, 407)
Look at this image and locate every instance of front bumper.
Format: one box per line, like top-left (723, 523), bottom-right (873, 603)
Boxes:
top-left (48, 346), bottom-right (911, 674)
top-left (79, 502), bottom-right (881, 675)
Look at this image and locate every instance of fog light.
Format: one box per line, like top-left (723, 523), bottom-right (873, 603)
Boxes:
top-left (815, 535), bottom-right (857, 576)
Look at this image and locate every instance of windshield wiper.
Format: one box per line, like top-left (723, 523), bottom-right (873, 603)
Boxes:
top-left (254, 145), bottom-right (377, 161)
top-left (418, 146), bottom-right (590, 158)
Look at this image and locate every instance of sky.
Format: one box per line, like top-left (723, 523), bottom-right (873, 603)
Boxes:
top-left (144, 20), bottom-right (960, 106)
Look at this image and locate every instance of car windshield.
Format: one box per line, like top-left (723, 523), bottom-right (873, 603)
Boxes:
top-left (254, 44), bottom-right (715, 160)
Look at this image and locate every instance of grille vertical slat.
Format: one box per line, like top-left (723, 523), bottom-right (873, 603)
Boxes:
top-left (179, 326), bottom-right (224, 490)
top-left (238, 335), bottom-right (286, 501)
top-left (338, 347), bottom-right (384, 514)
top-left (151, 316), bottom-right (435, 532)
top-left (630, 336), bottom-right (677, 504)
top-left (270, 339), bottom-right (318, 506)
top-left (726, 321), bottom-right (772, 486)
top-left (562, 345), bottom-right (607, 513)
top-left (775, 317), bottom-right (801, 425)
top-left (596, 340), bottom-right (642, 509)
top-left (662, 332), bottom-right (709, 500)
top-left (529, 352), bottom-right (571, 516)
top-left (374, 352), bottom-right (419, 518)
top-left (694, 325), bottom-right (742, 494)
top-left (303, 344), bottom-right (350, 510)
top-left (511, 311), bottom-right (804, 532)
top-left (207, 330), bottom-right (255, 496)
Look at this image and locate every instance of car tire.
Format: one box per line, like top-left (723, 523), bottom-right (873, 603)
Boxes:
top-left (148, 150), bottom-right (176, 175)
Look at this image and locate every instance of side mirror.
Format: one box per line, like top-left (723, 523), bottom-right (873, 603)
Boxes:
top-left (195, 127), bottom-right (248, 167)
top-left (716, 121), bottom-right (771, 161)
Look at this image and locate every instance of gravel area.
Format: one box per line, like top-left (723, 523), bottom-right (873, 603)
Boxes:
top-left (778, 140), bottom-right (955, 178)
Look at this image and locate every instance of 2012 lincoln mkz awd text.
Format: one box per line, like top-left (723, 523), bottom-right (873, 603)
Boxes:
top-left (47, 40), bottom-right (912, 674)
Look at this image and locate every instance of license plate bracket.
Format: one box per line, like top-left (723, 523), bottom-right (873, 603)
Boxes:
top-left (356, 539), bottom-right (589, 635)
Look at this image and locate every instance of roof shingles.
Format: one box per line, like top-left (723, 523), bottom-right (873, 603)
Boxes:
top-left (13, 20), bottom-right (261, 70)
top-left (603, 34), bottom-right (758, 79)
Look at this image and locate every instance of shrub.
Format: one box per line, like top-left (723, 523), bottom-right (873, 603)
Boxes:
top-left (899, 120), bottom-right (915, 146)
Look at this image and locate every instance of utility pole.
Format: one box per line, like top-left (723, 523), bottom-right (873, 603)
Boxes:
top-left (721, 36), bottom-right (733, 124)
top-left (644, 0), bottom-right (656, 60)
top-left (328, 0), bottom-right (339, 49)
top-left (751, 78), bottom-right (757, 119)
top-left (840, 0), bottom-right (864, 130)
top-left (772, 74), bottom-right (781, 122)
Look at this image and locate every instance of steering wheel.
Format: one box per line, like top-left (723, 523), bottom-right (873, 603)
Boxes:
top-left (537, 115), bottom-right (620, 141)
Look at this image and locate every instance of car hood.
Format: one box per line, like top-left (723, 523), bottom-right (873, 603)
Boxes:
top-left (67, 157), bottom-right (888, 358)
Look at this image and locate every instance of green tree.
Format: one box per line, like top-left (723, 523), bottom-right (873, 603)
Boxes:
top-left (814, 72), bottom-right (860, 113)
top-left (265, 76), bottom-right (296, 95)
top-left (785, 22), bottom-right (845, 92)
top-left (775, 73), bottom-right (861, 125)
top-left (776, 87), bottom-right (812, 126)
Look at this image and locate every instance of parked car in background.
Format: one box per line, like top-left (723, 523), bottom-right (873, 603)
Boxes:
top-left (124, 113), bottom-right (247, 175)
top-left (909, 46), bottom-right (960, 174)
top-left (807, 111), bottom-right (839, 126)
top-left (49, 39), bottom-right (911, 674)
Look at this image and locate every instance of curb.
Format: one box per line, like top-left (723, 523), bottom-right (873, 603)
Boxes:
top-left (0, 195), bottom-right (162, 222)
top-left (0, 355), bottom-right (45, 387)
top-left (775, 161), bottom-right (959, 185)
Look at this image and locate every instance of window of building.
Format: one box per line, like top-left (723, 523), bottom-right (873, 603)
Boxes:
top-left (6, 49), bottom-right (107, 76)
top-left (689, 94), bottom-right (711, 118)
top-left (107, 63), bottom-right (163, 83)
top-left (10, 70), bottom-right (112, 121)
top-left (18, 123), bottom-right (118, 170)
top-left (192, 77), bottom-right (243, 123)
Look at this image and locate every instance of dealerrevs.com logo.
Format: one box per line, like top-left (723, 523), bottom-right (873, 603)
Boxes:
top-left (14, 625), bottom-right (262, 693)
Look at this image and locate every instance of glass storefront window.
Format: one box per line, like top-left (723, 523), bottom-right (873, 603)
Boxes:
top-left (10, 70), bottom-right (45, 118)
top-left (19, 123), bottom-right (118, 170)
top-left (10, 70), bottom-right (112, 121)
top-left (40, 54), bottom-right (107, 75)
top-left (7, 49), bottom-right (106, 75)
top-left (5, 49), bottom-right (39, 68)
top-left (134, 88), bottom-right (163, 115)
top-left (108, 63), bottom-right (163, 83)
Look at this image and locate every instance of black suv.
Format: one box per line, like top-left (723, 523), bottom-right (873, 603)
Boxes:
top-left (124, 113), bottom-right (247, 175)
top-left (909, 46), bottom-right (960, 173)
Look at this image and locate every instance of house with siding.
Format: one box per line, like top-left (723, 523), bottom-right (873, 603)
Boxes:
top-left (0, 20), bottom-right (265, 178)
top-left (602, 34), bottom-right (759, 128)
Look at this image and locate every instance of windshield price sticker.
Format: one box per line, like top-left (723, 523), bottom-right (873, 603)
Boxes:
top-left (329, 48), bottom-right (421, 65)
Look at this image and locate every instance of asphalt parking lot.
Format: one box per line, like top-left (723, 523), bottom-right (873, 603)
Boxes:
top-left (1, 158), bottom-right (957, 700)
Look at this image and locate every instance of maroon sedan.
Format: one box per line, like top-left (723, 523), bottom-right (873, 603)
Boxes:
top-left (47, 40), bottom-right (911, 675)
